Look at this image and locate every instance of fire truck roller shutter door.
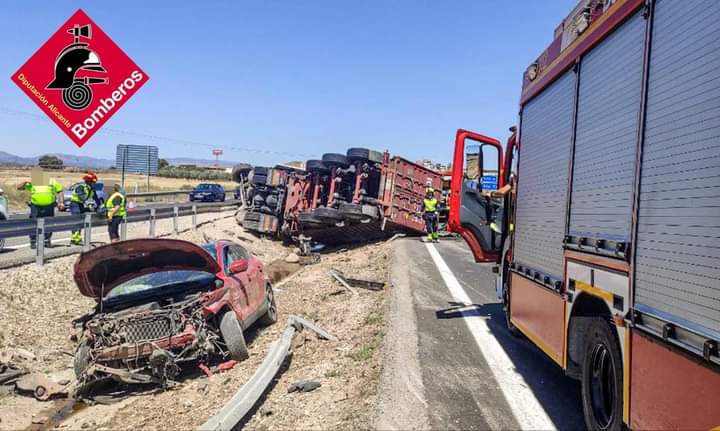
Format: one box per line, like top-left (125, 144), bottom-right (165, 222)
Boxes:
top-left (635, 0), bottom-right (720, 336)
top-left (569, 10), bottom-right (645, 246)
top-left (513, 69), bottom-right (576, 282)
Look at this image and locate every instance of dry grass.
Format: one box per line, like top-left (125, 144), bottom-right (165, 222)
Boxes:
top-left (0, 168), bottom-right (237, 211)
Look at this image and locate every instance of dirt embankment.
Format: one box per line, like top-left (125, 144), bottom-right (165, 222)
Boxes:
top-left (0, 215), bottom-right (390, 430)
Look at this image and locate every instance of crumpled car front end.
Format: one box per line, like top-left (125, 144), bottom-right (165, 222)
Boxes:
top-left (75, 293), bottom-right (223, 386)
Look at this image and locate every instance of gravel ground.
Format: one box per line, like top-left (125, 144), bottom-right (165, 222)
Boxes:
top-left (0, 217), bottom-right (390, 430)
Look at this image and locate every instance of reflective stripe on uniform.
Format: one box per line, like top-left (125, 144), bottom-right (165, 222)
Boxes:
top-left (70, 182), bottom-right (91, 203)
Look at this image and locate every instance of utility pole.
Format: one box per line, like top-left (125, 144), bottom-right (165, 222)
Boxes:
top-left (146, 146), bottom-right (151, 192)
top-left (121, 146), bottom-right (128, 190)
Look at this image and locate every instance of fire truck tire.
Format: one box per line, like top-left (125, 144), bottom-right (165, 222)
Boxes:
top-left (220, 311), bottom-right (250, 361)
top-left (581, 318), bottom-right (622, 431)
top-left (321, 153), bottom-right (349, 168)
top-left (232, 163), bottom-right (253, 182)
top-left (305, 159), bottom-right (329, 174)
top-left (73, 341), bottom-right (92, 378)
top-left (502, 288), bottom-right (520, 337)
top-left (346, 147), bottom-right (371, 162)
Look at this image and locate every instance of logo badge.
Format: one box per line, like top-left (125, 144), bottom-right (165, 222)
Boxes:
top-left (12, 9), bottom-right (149, 147)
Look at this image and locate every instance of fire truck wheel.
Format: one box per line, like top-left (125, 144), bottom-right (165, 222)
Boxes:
top-left (321, 153), bottom-right (349, 168)
top-left (220, 311), bottom-right (250, 361)
top-left (502, 288), bottom-right (520, 337)
top-left (346, 147), bottom-right (370, 162)
top-left (581, 318), bottom-right (622, 431)
top-left (305, 159), bottom-right (330, 174)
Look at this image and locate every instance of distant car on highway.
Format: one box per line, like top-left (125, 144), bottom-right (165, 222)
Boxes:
top-left (189, 183), bottom-right (226, 202)
top-left (62, 181), bottom-right (108, 211)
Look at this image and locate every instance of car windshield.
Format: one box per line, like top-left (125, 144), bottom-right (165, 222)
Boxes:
top-left (201, 243), bottom-right (218, 261)
top-left (106, 271), bottom-right (215, 299)
top-left (196, 184), bottom-right (215, 190)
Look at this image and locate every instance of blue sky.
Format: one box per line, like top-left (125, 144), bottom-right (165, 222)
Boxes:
top-left (0, 1), bottom-right (576, 166)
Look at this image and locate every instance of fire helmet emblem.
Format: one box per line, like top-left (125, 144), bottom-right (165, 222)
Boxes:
top-left (46, 24), bottom-right (108, 110)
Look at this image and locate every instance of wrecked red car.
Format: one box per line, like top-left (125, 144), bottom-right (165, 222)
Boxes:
top-left (71, 238), bottom-right (277, 386)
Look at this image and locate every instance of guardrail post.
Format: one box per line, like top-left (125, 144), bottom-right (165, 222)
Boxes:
top-left (149, 208), bottom-right (156, 238)
top-left (121, 215), bottom-right (127, 241)
top-left (35, 218), bottom-right (44, 266)
top-left (173, 207), bottom-right (179, 235)
top-left (82, 214), bottom-right (92, 251)
top-left (192, 205), bottom-right (198, 230)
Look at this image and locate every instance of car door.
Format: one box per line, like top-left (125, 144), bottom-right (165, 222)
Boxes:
top-left (230, 244), bottom-right (264, 310)
top-left (223, 244), bottom-right (252, 319)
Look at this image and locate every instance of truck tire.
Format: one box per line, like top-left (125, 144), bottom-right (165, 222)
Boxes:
top-left (581, 318), bottom-right (623, 431)
top-left (346, 147), bottom-right (370, 162)
top-left (73, 342), bottom-right (92, 378)
top-left (313, 207), bottom-right (344, 223)
top-left (232, 163), bottom-right (253, 182)
top-left (298, 211), bottom-right (327, 229)
top-left (321, 153), bottom-right (348, 168)
top-left (306, 159), bottom-right (329, 174)
top-left (257, 283), bottom-right (278, 326)
top-left (220, 311), bottom-right (249, 361)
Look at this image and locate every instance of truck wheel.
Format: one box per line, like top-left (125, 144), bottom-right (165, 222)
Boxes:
top-left (502, 288), bottom-right (520, 337)
top-left (219, 311), bottom-right (249, 361)
top-left (232, 163), bottom-right (253, 182)
top-left (258, 283), bottom-right (278, 326)
top-left (322, 153), bottom-right (348, 168)
top-left (313, 207), bottom-right (344, 223)
top-left (306, 159), bottom-right (329, 174)
top-left (346, 147), bottom-right (370, 162)
top-left (73, 342), bottom-right (92, 378)
top-left (581, 318), bottom-right (622, 431)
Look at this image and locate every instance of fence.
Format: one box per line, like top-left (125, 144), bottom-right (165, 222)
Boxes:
top-left (0, 199), bottom-right (238, 265)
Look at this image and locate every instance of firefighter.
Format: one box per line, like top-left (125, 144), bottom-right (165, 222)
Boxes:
top-left (422, 188), bottom-right (439, 242)
top-left (69, 172), bottom-right (101, 245)
top-left (19, 178), bottom-right (64, 249)
top-left (105, 184), bottom-right (126, 243)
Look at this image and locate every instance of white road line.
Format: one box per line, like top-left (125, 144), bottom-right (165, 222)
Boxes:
top-left (425, 243), bottom-right (556, 431)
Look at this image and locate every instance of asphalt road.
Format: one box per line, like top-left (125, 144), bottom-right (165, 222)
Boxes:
top-left (377, 238), bottom-right (585, 430)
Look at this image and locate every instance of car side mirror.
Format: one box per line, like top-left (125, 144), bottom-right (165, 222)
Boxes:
top-left (229, 259), bottom-right (249, 274)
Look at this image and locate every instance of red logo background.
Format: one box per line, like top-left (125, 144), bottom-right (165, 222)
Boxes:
top-left (11, 9), bottom-right (149, 147)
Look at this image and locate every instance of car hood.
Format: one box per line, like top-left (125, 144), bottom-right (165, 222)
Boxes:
top-left (74, 239), bottom-right (221, 298)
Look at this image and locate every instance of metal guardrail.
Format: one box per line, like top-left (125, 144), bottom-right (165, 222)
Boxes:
top-left (0, 199), bottom-right (240, 265)
top-left (198, 316), bottom-right (335, 431)
top-left (126, 190), bottom-right (235, 198)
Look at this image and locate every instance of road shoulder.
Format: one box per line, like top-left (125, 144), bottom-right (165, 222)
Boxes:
top-left (374, 239), bottom-right (430, 430)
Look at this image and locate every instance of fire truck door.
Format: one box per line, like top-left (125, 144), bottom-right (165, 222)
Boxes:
top-left (449, 129), bottom-right (504, 262)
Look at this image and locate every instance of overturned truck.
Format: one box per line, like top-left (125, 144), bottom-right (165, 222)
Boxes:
top-left (238, 148), bottom-right (442, 245)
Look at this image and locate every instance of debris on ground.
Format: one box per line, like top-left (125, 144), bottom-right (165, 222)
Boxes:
top-left (15, 372), bottom-right (71, 401)
top-left (287, 380), bottom-right (321, 393)
top-left (0, 215), bottom-right (390, 431)
top-left (330, 268), bottom-right (385, 291)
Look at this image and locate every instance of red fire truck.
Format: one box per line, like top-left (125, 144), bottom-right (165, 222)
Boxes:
top-left (449, 0), bottom-right (720, 429)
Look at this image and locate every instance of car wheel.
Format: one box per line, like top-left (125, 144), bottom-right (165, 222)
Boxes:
top-left (581, 318), bottom-right (623, 431)
top-left (258, 283), bottom-right (278, 326)
top-left (219, 311), bottom-right (250, 361)
top-left (73, 342), bottom-right (92, 378)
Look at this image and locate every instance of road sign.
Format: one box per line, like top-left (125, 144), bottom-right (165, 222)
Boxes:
top-left (481, 175), bottom-right (498, 190)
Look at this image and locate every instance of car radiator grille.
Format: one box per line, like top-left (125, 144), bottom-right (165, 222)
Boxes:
top-left (123, 317), bottom-right (175, 343)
